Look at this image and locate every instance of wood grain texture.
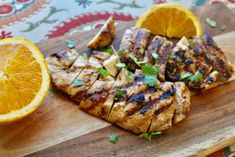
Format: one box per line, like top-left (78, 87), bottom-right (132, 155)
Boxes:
top-left (0, 3), bottom-right (234, 157)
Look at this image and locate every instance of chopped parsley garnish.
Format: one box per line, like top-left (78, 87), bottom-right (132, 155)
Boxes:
top-left (141, 65), bottom-right (159, 87)
top-left (144, 75), bottom-right (158, 87)
top-left (220, 23), bottom-right (227, 31)
top-left (99, 48), bottom-right (113, 54)
top-left (168, 55), bottom-right (176, 60)
top-left (206, 18), bottom-right (216, 28)
top-left (72, 80), bottom-right (85, 87)
top-left (130, 54), bottom-right (147, 66)
top-left (104, 48), bottom-right (113, 54)
top-left (66, 40), bottom-right (76, 49)
top-left (97, 67), bottom-right (110, 78)
top-left (180, 71), bottom-right (192, 80)
top-left (189, 71), bottom-right (203, 83)
top-left (115, 63), bottom-right (126, 68)
top-left (108, 134), bottom-right (118, 143)
top-left (151, 53), bottom-right (159, 59)
top-left (118, 49), bottom-right (125, 54)
top-left (82, 53), bottom-right (88, 60)
top-left (139, 131), bottom-right (161, 141)
top-left (142, 64), bottom-right (159, 76)
top-left (114, 89), bottom-right (125, 101)
top-left (176, 57), bottom-right (183, 64)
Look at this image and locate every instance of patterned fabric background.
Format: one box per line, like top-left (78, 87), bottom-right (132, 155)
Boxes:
top-left (0, 0), bottom-right (235, 156)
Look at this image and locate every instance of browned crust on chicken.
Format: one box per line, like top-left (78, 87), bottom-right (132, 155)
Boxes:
top-left (87, 16), bottom-right (116, 49)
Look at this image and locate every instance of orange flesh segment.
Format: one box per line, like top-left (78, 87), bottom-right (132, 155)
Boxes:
top-left (0, 44), bottom-right (42, 114)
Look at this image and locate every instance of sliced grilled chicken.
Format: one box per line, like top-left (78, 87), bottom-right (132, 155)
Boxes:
top-left (201, 34), bottom-right (233, 81)
top-left (119, 27), bottom-right (150, 70)
top-left (46, 49), bottom-right (79, 68)
top-left (79, 75), bottom-right (115, 117)
top-left (144, 36), bottom-right (166, 65)
top-left (87, 16), bottom-right (115, 49)
top-left (166, 37), bottom-right (219, 91)
top-left (155, 40), bottom-right (173, 81)
top-left (118, 27), bottom-right (139, 61)
top-left (65, 56), bottom-right (102, 102)
top-left (46, 50), bottom-right (87, 91)
top-left (79, 50), bottom-right (120, 117)
top-left (101, 69), bottom-right (137, 120)
top-left (132, 28), bottom-right (150, 60)
top-left (46, 27), bottom-right (235, 135)
top-left (173, 82), bottom-right (190, 124)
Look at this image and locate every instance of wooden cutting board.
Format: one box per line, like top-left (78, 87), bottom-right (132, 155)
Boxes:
top-left (1, 3), bottom-right (235, 157)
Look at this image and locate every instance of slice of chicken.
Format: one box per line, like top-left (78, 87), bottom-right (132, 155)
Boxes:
top-left (144, 36), bottom-right (166, 65)
top-left (173, 82), bottom-right (190, 124)
top-left (87, 16), bottom-right (115, 49)
top-left (79, 75), bottom-right (115, 117)
top-left (132, 28), bottom-right (151, 60)
top-left (154, 40), bottom-right (173, 81)
top-left (119, 27), bottom-right (150, 70)
top-left (65, 56), bottom-right (102, 102)
top-left (200, 34), bottom-right (233, 81)
top-left (46, 50), bottom-right (87, 91)
top-left (119, 27), bottom-right (139, 61)
top-left (46, 49), bottom-right (79, 68)
top-left (101, 68), bottom-right (135, 120)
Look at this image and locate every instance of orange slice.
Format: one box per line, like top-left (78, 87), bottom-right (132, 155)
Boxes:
top-left (0, 38), bottom-right (50, 123)
top-left (135, 3), bottom-right (203, 38)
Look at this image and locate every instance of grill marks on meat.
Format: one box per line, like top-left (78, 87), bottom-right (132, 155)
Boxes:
top-left (46, 27), bottom-right (232, 134)
top-left (46, 50), bottom-right (87, 92)
top-left (165, 35), bottom-right (233, 91)
top-left (155, 41), bottom-right (173, 81)
top-left (201, 34), bottom-right (233, 81)
top-left (119, 27), bottom-right (150, 70)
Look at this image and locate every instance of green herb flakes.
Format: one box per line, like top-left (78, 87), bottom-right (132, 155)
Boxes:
top-left (144, 75), bottom-right (158, 87)
top-left (180, 71), bottom-right (192, 80)
top-left (141, 65), bottom-right (159, 76)
top-left (176, 57), bottom-right (183, 64)
top-left (104, 48), bottom-right (113, 54)
top-left (118, 49), bottom-right (125, 54)
top-left (82, 53), bottom-right (88, 60)
top-left (168, 55), bottom-right (176, 60)
top-left (114, 89), bottom-right (125, 101)
top-left (206, 18), bottom-right (217, 28)
top-left (141, 65), bottom-right (159, 87)
top-left (108, 134), bottom-right (118, 143)
top-left (130, 54), bottom-right (147, 66)
top-left (139, 131), bottom-right (161, 141)
top-left (66, 40), bottom-right (76, 49)
top-left (189, 71), bottom-right (203, 83)
top-left (72, 80), bottom-right (85, 87)
top-left (151, 53), bottom-right (159, 59)
top-left (115, 63), bottom-right (126, 68)
top-left (220, 23), bottom-right (227, 31)
top-left (97, 67), bottom-right (110, 78)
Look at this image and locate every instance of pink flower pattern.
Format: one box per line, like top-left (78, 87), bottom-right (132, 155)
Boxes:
top-left (0, 31), bottom-right (13, 39)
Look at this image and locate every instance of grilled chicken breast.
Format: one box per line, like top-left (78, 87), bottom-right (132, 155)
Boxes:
top-left (165, 35), bottom-right (233, 91)
top-left (47, 27), bottom-right (233, 134)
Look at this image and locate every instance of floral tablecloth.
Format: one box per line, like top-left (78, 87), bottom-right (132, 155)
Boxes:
top-left (0, 0), bottom-right (235, 156)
